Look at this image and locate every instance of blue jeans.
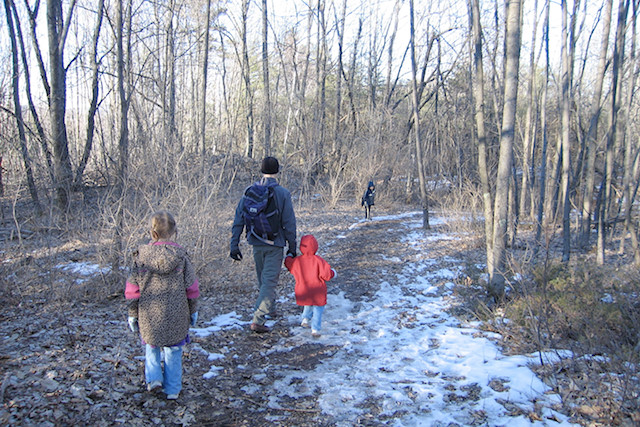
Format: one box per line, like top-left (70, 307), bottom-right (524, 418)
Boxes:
top-left (252, 245), bottom-right (284, 325)
top-left (302, 305), bottom-right (325, 331)
top-left (145, 344), bottom-right (183, 395)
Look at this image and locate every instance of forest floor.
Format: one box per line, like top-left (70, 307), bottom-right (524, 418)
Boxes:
top-left (0, 202), bottom-right (637, 426)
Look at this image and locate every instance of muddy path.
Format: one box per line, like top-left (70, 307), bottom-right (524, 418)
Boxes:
top-left (2, 208), bottom-right (565, 426)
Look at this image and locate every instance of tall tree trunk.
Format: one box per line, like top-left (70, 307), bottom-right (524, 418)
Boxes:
top-left (165, 0), bottom-right (177, 151)
top-left (262, 0), bottom-right (271, 156)
top-left (16, 0), bottom-right (55, 184)
top-left (345, 18), bottom-right (362, 134)
top-left (314, 0), bottom-right (327, 175)
top-left (385, 0), bottom-right (401, 108)
top-left (535, 1), bottom-right (550, 252)
top-left (597, 0), bottom-right (630, 264)
top-left (116, 0), bottom-right (129, 186)
top-left (619, 0), bottom-right (640, 263)
top-left (491, 0), bottom-right (522, 297)
top-left (241, 0), bottom-right (254, 158)
top-left (469, 0), bottom-right (494, 277)
top-left (47, 0), bottom-right (75, 210)
top-left (74, 0), bottom-right (104, 189)
top-left (579, 0), bottom-right (613, 248)
top-left (112, 0), bottom-right (131, 277)
top-left (4, 0), bottom-right (41, 211)
top-left (560, 0), bottom-right (573, 262)
top-left (409, 0), bottom-right (430, 230)
top-left (200, 0), bottom-right (211, 164)
top-left (519, 0), bottom-right (539, 223)
top-left (332, 0), bottom-right (347, 161)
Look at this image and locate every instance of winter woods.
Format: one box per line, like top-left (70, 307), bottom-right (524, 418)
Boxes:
top-left (1, 0), bottom-right (640, 281)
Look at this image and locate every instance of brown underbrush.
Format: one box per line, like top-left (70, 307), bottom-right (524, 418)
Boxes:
top-left (454, 244), bottom-right (640, 426)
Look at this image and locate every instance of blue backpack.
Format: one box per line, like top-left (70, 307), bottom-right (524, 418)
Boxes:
top-left (243, 181), bottom-right (280, 244)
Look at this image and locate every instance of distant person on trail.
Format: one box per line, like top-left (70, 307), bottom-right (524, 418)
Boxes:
top-left (361, 181), bottom-right (376, 220)
top-left (230, 156), bottom-right (297, 334)
top-left (125, 211), bottom-right (200, 400)
top-left (284, 234), bottom-right (336, 338)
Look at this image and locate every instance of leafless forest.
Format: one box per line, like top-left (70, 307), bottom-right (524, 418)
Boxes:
top-left (1, 0), bottom-right (640, 424)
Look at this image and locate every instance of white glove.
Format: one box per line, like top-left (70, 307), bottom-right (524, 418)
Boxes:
top-left (128, 317), bottom-right (139, 333)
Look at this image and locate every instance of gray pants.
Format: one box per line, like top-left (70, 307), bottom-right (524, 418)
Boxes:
top-left (252, 245), bottom-right (284, 325)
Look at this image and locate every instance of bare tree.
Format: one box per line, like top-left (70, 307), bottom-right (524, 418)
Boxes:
top-left (596, 0), bottom-right (630, 264)
top-left (163, 0), bottom-right (178, 151)
top-left (619, 0), bottom-right (640, 264)
top-left (332, 0), bottom-right (347, 161)
top-left (491, 0), bottom-right (523, 296)
top-left (74, 0), bottom-right (105, 189)
top-left (47, 0), bottom-right (77, 210)
top-left (4, 0), bottom-right (40, 211)
top-left (241, 0), bottom-right (254, 158)
top-left (560, 0), bottom-right (573, 262)
top-left (534, 0), bottom-right (550, 252)
top-left (345, 17), bottom-right (363, 134)
top-left (384, 0), bottom-right (403, 108)
top-left (116, 0), bottom-right (130, 186)
top-left (519, 0), bottom-right (540, 223)
top-left (15, 0), bottom-right (54, 184)
top-left (469, 0), bottom-right (494, 277)
top-left (409, 0), bottom-right (430, 230)
top-left (199, 0), bottom-right (212, 162)
top-left (262, 0), bottom-right (272, 156)
top-left (579, 0), bottom-right (613, 248)
top-left (314, 0), bottom-right (328, 174)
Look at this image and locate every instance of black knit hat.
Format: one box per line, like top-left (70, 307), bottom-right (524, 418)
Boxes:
top-left (261, 157), bottom-right (279, 174)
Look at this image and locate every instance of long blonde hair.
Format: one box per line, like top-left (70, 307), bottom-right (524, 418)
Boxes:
top-left (150, 211), bottom-right (176, 241)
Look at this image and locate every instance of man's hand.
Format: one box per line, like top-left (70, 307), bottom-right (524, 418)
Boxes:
top-left (230, 249), bottom-right (243, 261)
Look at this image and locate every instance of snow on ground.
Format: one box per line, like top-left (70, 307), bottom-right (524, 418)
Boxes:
top-left (194, 212), bottom-right (575, 426)
top-left (56, 261), bottom-right (111, 284)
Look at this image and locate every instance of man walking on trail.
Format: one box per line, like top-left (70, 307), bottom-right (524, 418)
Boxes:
top-left (229, 156), bottom-right (297, 333)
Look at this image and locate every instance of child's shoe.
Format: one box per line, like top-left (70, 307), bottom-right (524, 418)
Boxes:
top-left (147, 380), bottom-right (162, 392)
top-left (301, 318), bottom-right (310, 328)
top-left (311, 330), bottom-right (321, 337)
top-left (167, 393), bottom-right (179, 400)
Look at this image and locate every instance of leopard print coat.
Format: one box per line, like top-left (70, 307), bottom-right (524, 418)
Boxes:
top-left (125, 242), bottom-right (199, 347)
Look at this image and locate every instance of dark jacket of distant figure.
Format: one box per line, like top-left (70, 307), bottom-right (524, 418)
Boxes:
top-left (361, 181), bottom-right (376, 207)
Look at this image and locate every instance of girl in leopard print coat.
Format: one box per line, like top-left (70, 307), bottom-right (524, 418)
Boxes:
top-left (125, 211), bottom-right (200, 400)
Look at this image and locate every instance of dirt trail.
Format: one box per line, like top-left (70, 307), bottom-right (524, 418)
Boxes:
top-left (1, 209), bottom-right (539, 426)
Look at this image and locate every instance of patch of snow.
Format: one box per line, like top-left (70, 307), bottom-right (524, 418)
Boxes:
top-left (600, 293), bottom-right (614, 304)
top-left (57, 261), bottom-right (109, 276)
top-left (193, 311), bottom-right (246, 338)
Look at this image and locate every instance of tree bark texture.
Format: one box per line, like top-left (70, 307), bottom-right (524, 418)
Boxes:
top-left (262, 0), bottom-right (272, 156)
top-left (491, 0), bottom-right (522, 295)
top-left (410, 0), bottom-right (430, 230)
top-left (469, 0), bottom-right (494, 276)
top-left (4, 0), bottom-right (40, 210)
top-left (47, 0), bottom-right (75, 210)
top-left (241, 0), bottom-right (254, 158)
top-left (597, 0), bottom-right (629, 264)
top-left (74, 0), bottom-right (104, 189)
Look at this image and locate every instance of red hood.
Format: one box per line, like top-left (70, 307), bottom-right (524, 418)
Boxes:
top-left (299, 234), bottom-right (318, 256)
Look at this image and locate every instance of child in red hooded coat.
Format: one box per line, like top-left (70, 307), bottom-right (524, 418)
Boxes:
top-left (284, 235), bottom-right (336, 337)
